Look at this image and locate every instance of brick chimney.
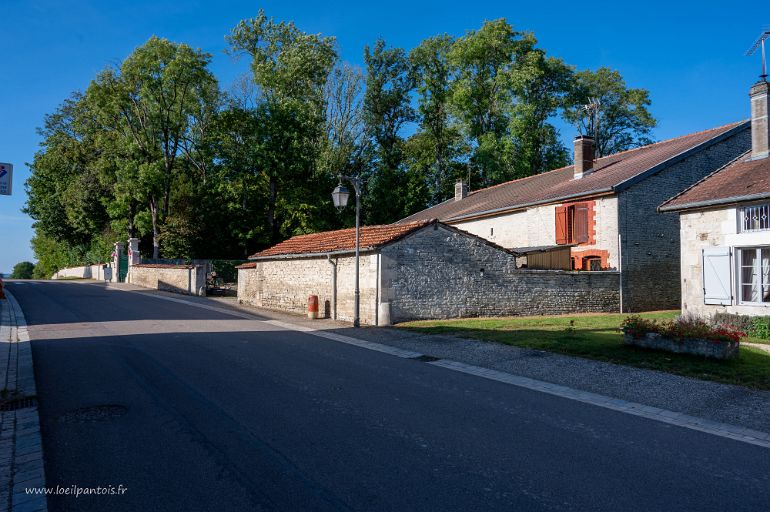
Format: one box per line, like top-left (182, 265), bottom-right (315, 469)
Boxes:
top-left (750, 80), bottom-right (770, 159)
top-left (573, 135), bottom-right (595, 179)
top-left (455, 181), bottom-right (468, 201)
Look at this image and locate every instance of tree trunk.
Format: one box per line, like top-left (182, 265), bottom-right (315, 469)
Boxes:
top-left (128, 201), bottom-right (137, 239)
top-left (267, 177), bottom-right (278, 244)
top-left (150, 198), bottom-right (160, 259)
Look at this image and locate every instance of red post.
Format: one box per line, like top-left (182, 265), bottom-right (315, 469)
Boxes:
top-left (307, 295), bottom-right (319, 319)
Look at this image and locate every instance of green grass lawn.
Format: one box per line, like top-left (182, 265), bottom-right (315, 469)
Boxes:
top-left (398, 311), bottom-right (770, 390)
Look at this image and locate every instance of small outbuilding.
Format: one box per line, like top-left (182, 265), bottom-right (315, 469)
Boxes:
top-left (237, 220), bottom-right (620, 325)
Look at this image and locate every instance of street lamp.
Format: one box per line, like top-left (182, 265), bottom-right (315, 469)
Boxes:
top-left (331, 175), bottom-right (362, 327)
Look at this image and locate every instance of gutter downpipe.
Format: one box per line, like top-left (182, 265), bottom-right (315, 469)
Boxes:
top-left (618, 233), bottom-right (623, 314)
top-left (327, 255), bottom-right (337, 320)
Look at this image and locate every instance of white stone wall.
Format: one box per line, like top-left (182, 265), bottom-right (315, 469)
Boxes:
top-left (452, 196), bottom-right (620, 268)
top-left (128, 265), bottom-right (207, 296)
top-left (238, 253), bottom-right (380, 325)
top-left (52, 264), bottom-right (108, 280)
top-left (681, 207), bottom-right (770, 317)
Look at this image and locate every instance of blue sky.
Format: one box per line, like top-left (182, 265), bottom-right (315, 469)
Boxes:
top-left (0, 0), bottom-right (763, 274)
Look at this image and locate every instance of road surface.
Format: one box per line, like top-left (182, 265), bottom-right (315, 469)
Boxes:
top-left (7, 280), bottom-right (770, 511)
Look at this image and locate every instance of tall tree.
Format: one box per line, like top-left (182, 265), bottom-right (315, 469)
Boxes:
top-left (87, 36), bottom-right (218, 258)
top-left (362, 39), bottom-right (416, 224)
top-left (227, 10), bottom-right (338, 241)
top-left (508, 50), bottom-right (572, 178)
top-left (563, 67), bottom-right (656, 157)
top-left (408, 34), bottom-right (467, 204)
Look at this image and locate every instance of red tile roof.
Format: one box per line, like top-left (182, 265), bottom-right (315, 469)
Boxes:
top-left (660, 152), bottom-right (770, 211)
top-left (246, 220), bottom-right (434, 259)
top-left (400, 121), bottom-right (749, 223)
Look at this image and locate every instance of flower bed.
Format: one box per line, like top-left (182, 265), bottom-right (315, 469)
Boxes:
top-left (621, 316), bottom-right (743, 360)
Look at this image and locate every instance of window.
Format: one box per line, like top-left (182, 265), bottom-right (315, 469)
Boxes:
top-left (739, 247), bottom-right (770, 304)
top-left (555, 203), bottom-right (589, 245)
top-left (740, 204), bottom-right (770, 232)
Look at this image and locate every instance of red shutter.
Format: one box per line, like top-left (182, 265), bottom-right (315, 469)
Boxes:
top-left (555, 206), bottom-right (568, 245)
top-left (574, 204), bottom-right (589, 243)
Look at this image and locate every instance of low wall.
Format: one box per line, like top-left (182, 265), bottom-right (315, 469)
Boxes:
top-left (387, 269), bottom-right (621, 323)
top-left (52, 264), bottom-right (108, 280)
top-left (128, 264), bottom-right (207, 296)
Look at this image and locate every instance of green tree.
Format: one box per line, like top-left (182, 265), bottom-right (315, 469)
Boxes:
top-left (563, 67), bottom-right (656, 157)
top-left (362, 39), bottom-right (416, 224)
top-left (87, 36), bottom-right (219, 258)
top-left (227, 10), bottom-right (338, 242)
top-left (408, 34), bottom-right (468, 204)
top-left (449, 19), bottom-right (573, 186)
top-left (10, 262), bottom-right (35, 279)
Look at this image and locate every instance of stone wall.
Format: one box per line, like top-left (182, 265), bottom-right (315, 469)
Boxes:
top-left (128, 264), bottom-right (207, 296)
top-left (680, 207), bottom-right (770, 317)
top-left (52, 264), bottom-right (108, 280)
top-left (618, 125), bottom-right (751, 312)
top-left (238, 253), bottom-right (380, 325)
top-left (454, 196), bottom-right (620, 268)
top-left (238, 224), bottom-right (621, 325)
top-left (381, 224), bottom-right (620, 322)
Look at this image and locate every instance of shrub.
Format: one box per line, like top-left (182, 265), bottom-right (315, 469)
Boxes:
top-left (621, 315), bottom-right (745, 344)
top-left (713, 313), bottom-right (770, 340)
top-left (620, 316), bottom-right (660, 338)
top-left (660, 316), bottom-right (744, 344)
top-left (712, 312), bottom-right (754, 333)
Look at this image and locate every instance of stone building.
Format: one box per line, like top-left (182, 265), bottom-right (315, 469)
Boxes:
top-left (401, 122), bottom-right (752, 312)
top-left (237, 220), bottom-right (620, 325)
top-left (660, 80), bottom-right (770, 317)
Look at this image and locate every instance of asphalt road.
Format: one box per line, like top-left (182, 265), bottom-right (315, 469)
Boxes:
top-left (7, 280), bottom-right (770, 512)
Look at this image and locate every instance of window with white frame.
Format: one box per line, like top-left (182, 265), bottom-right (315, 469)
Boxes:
top-left (740, 204), bottom-right (770, 232)
top-left (739, 247), bottom-right (770, 304)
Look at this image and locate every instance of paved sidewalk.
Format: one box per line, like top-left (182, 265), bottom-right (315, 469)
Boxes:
top-left (0, 292), bottom-right (47, 512)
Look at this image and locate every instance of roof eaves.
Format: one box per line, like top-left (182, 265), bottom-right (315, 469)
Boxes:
top-left (659, 191), bottom-right (770, 213)
top-left (614, 120), bottom-right (750, 194)
top-left (444, 187), bottom-right (615, 223)
top-left (249, 247), bottom-right (379, 261)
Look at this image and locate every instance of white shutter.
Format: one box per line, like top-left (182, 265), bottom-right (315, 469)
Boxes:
top-left (702, 247), bottom-right (732, 305)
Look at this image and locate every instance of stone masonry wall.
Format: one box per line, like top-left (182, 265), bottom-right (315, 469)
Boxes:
top-left (618, 126), bottom-right (750, 312)
top-left (129, 264), bottom-right (207, 296)
top-left (680, 207), bottom-right (770, 317)
top-left (380, 224), bottom-right (620, 322)
top-left (238, 253), bottom-right (379, 325)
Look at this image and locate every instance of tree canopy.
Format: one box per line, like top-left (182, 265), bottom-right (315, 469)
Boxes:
top-left (25, 13), bottom-right (658, 276)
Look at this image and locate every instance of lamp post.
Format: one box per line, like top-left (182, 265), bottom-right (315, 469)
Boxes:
top-left (331, 175), bottom-right (362, 327)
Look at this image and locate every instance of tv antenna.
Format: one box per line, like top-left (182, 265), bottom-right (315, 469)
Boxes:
top-left (746, 29), bottom-right (770, 80)
top-left (582, 97), bottom-right (601, 141)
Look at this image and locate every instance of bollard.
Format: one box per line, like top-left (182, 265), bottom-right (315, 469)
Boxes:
top-left (308, 294), bottom-right (319, 319)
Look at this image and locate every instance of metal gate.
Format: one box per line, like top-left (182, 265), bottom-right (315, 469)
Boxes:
top-left (118, 251), bottom-right (128, 282)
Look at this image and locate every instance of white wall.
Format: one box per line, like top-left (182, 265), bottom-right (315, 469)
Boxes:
top-left (681, 206), bottom-right (770, 316)
top-left (52, 264), bottom-right (108, 280)
top-left (452, 196), bottom-right (620, 268)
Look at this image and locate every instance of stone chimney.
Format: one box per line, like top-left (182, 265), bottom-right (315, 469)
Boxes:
top-left (573, 135), bottom-right (595, 179)
top-left (750, 80), bottom-right (770, 159)
top-left (455, 181), bottom-right (468, 201)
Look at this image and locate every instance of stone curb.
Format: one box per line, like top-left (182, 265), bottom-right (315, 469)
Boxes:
top-left (0, 292), bottom-right (47, 512)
